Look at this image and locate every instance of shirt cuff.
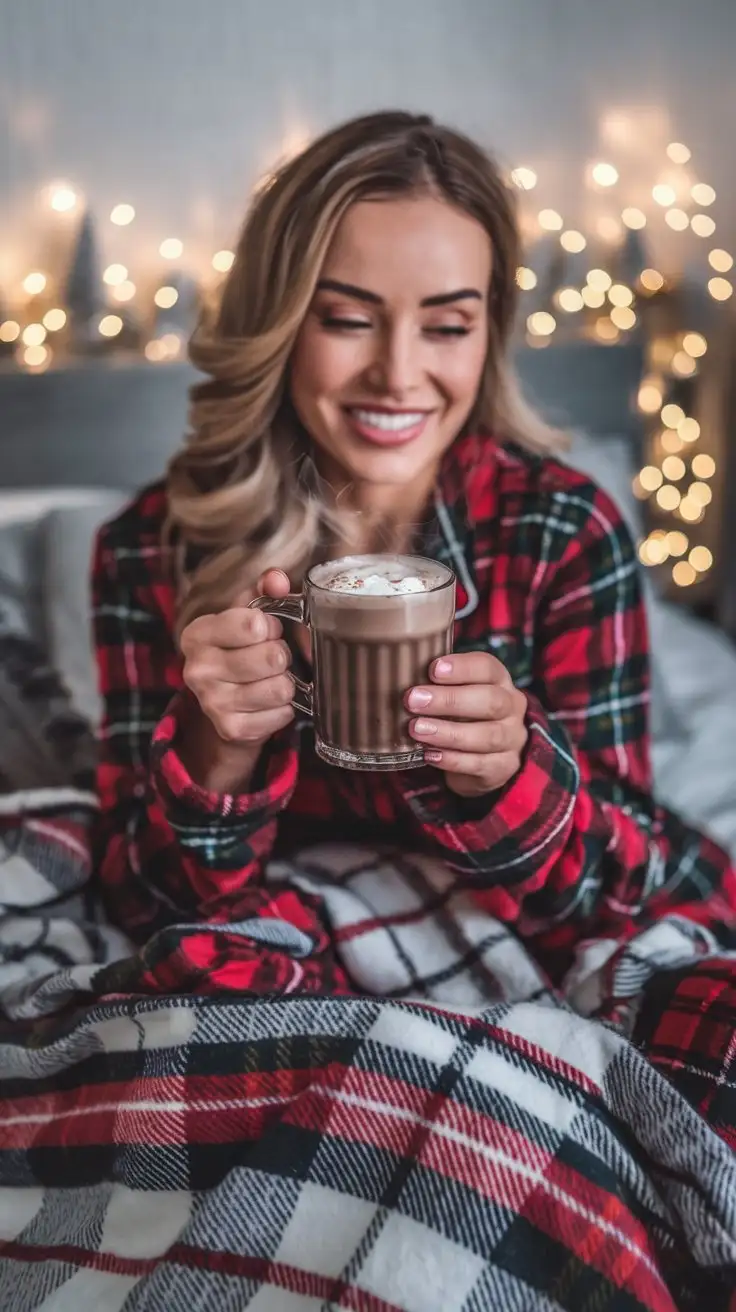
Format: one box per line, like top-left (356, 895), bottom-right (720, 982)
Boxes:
top-left (391, 694), bottom-right (578, 870)
top-left (150, 693), bottom-right (299, 822)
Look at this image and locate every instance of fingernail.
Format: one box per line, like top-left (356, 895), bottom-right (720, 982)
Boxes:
top-left (424, 750), bottom-right (443, 763)
top-left (413, 718), bottom-right (438, 736)
top-left (433, 659), bottom-right (452, 677)
top-left (408, 688), bottom-right (432, 710)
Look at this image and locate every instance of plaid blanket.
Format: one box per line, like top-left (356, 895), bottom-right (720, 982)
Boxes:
top-left (1, 796), bottom-right (736, 1309)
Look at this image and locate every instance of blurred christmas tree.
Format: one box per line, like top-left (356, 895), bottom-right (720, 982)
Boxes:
top-left (64, 210), bottom-right (104, 350)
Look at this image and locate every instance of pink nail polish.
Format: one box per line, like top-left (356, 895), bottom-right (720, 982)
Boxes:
top-left (408, 689), bottom-right (432, 710)
top-left (424, 750), bottom-right (443, 763)
top-left (433, 659), bottom-right (452, 677)
top-left (414, 719), bottom-right (437, 736)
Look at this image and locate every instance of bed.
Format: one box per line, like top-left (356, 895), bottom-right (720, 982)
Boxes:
top-left (0, 348), bottom-right (735, 1310)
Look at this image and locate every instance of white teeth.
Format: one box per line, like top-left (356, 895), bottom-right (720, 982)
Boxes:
top-left (351, 409), bottom-right (426, 432)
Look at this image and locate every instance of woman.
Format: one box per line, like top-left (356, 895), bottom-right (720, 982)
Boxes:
top-left (93, 110), bottom-right (734, 997)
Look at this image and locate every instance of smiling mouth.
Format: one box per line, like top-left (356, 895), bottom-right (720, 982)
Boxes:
top-left (343, 406), bottom-right (434, 443)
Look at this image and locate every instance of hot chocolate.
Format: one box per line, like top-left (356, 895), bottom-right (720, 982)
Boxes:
top-left (307, 554), bottom-right (455, 769)
top-left (250, 552), bottom-right (456, 770)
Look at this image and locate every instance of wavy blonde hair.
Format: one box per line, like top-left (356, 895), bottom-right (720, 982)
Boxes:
top-left (167, 110), bottom-right (565, 630)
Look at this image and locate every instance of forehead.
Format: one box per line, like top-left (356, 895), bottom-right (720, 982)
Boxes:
top-left (319, 195), bottom-right (492, 298)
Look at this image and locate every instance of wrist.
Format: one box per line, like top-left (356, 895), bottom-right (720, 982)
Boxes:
top-left (177, 693), bottom-right (264, 794)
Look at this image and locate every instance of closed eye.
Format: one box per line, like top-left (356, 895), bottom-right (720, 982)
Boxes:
top-left (321, 317), bottom-right (470, 338)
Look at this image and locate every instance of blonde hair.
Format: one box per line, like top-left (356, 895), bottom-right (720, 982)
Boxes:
top-left (167, 110), bottom-right (565, 630)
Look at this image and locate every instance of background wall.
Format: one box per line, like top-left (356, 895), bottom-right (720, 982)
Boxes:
top-left (2, 0), bottom-right (736, 289)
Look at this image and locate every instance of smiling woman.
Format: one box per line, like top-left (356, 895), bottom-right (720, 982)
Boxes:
top-left (90, 110), bottom-right (734, 1011)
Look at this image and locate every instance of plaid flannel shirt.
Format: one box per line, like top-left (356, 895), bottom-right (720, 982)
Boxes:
top-left (92, 433), bottom-right (735, 995)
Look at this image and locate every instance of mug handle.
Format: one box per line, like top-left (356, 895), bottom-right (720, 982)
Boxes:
top-left (248, 593), bottom-right (313, 717)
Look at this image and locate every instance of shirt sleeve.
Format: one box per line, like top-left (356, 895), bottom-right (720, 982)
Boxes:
top-left (91, 527), bottom-right (301, 951)
top-left (391, 483), bottom-right (735, 948)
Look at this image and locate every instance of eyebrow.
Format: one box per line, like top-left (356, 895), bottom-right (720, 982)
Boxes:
top-left (315, 278), bottom-right (483, 308)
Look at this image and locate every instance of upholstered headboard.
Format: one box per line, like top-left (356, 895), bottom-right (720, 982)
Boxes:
top-left (0, 341), bottom-right (644, 490)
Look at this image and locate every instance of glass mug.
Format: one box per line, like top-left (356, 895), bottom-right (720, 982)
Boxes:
top-left (249, 553), bottom-right (456, 770)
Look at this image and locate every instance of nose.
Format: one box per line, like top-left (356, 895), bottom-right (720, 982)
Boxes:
top-left (367, 322), bottom-right (422, 398)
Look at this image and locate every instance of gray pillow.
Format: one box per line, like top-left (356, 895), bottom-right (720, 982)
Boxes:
top-left (43, 494), bottom-right (129, 726)
top-left (0, 519), bottom-right (45, 642)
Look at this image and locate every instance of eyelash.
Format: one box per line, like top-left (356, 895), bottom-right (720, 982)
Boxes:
top-left (320, 316), bottom-right (470, 338)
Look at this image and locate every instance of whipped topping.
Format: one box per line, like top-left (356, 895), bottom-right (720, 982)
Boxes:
top-left (332, 572), bottom-right (427, 596)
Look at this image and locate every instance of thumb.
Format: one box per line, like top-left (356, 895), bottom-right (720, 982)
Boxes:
top-left (258, 569), bottom-right (292, 599)
top-left (232, 569), bottom-right (292, 609)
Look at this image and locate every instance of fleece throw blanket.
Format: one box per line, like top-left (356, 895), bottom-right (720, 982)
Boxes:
top-left (1, 797), bottom-right (736, 1310)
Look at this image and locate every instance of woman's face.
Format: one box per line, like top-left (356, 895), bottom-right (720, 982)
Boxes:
top-left (290, 194), bottom-right (491, 496)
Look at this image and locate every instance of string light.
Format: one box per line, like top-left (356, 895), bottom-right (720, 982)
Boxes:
top-left (610, 306), bottom-right (636, 330)
top-left (581, 285), bottom-right (605, 308)
top-left (159, 237), bottom-right (183, 259)
top-left (660, 429), bottom-right (684, 453)
top-left (112, 281), bottom-right (136, 303)
top-left (50, 186), bottom-right (77, 213)
top-left (665, 208), bottom-right (689, 231)
top-left (666, 531), bottom-right (689, 556)
top-left (678, 418), bottom-right (700, 443)
top-left (511, 167), bottom-right (537, 190)
top-left (689, 545), bottom-right (713, 572)
top-left (527, 311), bottom-right (556, 336)
top-left (154, 286), bottom-right (179, 309)
top-left (593, 317), bottom-right (619, 342)
top-left (99, 314), bottom-right (123, 338)
top-left (22, 344), bottom-right (50, 369)
top-left (661, 403), bottom-right (685, 428)
top-left (587, 269), bottom-right (612, 292)
top-left (666, 142), bottom-right (691, 164)
top-left (708, 277), bottom-right (733, 300)
top-left (622, 207), bottom-right (646, 229)
top-left (672, 561), bottom-right (697, 587)
top-left (538, 209), bottom-right (563, 231)
top-left (652, 184), bottom-right (676, 207)
top-left (515, 267), bottom-right (537, 290)
top-left (591, 162), bottom-right (618, 187)
top-left (679, 497), bottom-right (704, 523)
top-left (212, 249), bottom-right (235, 273)
top-left (656, 485), bottom-right (681, 511)
top-left (560, 229), bottom-right (586, 252)
top-left (671, 351), bottom-right (697, 377)
top-left (691, 214), bottom-right (716, 238)
top-left (42, 308), bottom-right (66, 332)
top-left (682, 332), bottom-right (707, 358)
top-left (689, 481), bottom-right (713, 507)
top-left (21, 323), bottom-right (46, 347)
top-left (639, 465), bottom-right (664, 492)
top-left (661, 455), bottom-right (686, 481)
top-left (23, 272), bottom-right (47, 295)
top-left (0, 320), bottom-right (20, 343)
top-left (556, 288), bottom-right (584, 312)
top-left (691, 453), bottom-right (715, 479)
top-left (639, 269), bottom-right (664, 292)
top-left (708, 249), bottom-right (733, 272)
top-left (103, 263), bottom-right (128, 286)
top-left (608, 284), bottom-right (633, 307)
top-left (691, 183), bottom-right (715, 206)
top-left (638, 382), bottom-right (663, 413)
top-left (110, 203), bottom-right (135, 226)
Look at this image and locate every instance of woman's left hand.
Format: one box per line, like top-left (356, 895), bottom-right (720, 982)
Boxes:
top-left (405, 652), bottom-right (528, 798)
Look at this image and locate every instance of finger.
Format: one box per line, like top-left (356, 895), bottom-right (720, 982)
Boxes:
top-left (232, 569), bottom-right (292, 609)
top-left (214, 672), bottom-right (295, 714)
top-left (213, 703), bottom-right (295, 746)
top-left (409, 716), bottom-right (527, 754)
top-left (429, 652), bottom-right (512, 687)
top-left (423, 748), bottom-right (521, 788)
top-left (207, 607), bottom-right (284, 651)
top-left (405, 682), bottom-right (517, 721)
top-left (217, 638), bottom-right (292, 684)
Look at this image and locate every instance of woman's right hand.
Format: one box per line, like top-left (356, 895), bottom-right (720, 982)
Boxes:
top-left (179, 570), bottom-right (295, 772)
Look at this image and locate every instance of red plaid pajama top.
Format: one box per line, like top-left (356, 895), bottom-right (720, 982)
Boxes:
top-left (92, 432), bottom-right (736, 995)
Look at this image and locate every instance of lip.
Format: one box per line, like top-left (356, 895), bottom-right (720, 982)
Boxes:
top-left (343, 405), bottom-right (433, 447)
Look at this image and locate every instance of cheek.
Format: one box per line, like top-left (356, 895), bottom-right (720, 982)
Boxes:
top-left (291, 327), bottom-right (361, 411)
top-left (440, 337), bottom-right (488, 409)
